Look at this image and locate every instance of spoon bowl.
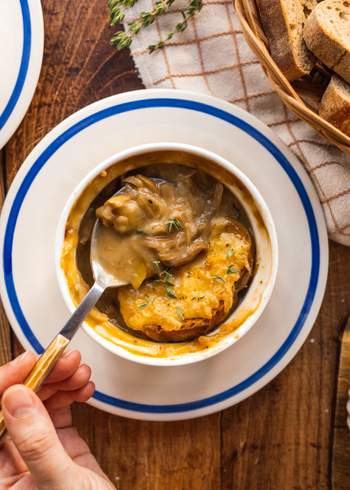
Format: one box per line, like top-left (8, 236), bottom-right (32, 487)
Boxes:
top-left (90, 219), bottom-right (128, 289)
top-left (90, 176), bottom-right (166, 291)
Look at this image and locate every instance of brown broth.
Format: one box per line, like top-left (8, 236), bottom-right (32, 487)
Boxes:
top-left (60, 151), bottom-right (269, 358)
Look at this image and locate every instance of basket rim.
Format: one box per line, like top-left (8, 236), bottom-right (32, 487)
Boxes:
top-left (234, 0), bottom-right (350, 153)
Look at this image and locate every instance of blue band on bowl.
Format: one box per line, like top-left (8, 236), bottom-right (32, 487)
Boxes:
top-left (2, 98), bottom-right (320, 413)
top-left (0, 0), bottom-right (31, 130)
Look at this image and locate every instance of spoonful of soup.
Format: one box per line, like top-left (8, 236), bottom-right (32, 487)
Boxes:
top-left (95, 172), bottom-right (223, 287)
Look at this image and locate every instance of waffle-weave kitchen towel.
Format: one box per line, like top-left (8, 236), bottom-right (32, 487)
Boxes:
top-left (123, 0), bottom-right (350, 245)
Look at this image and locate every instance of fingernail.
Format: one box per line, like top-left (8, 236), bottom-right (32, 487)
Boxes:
top-left (10, 352), bottom-right (31, 366)
top-left (3, 386), bottom-right (37, 418)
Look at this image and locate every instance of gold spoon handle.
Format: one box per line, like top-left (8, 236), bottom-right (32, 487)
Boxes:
top-left (0, 334), bottom-right (70, 441)
top-left (0, 282), bottom-right (105, 442)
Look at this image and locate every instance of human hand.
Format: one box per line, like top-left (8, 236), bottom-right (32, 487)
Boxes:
top-left (0, 351), bottom-right (115, 489)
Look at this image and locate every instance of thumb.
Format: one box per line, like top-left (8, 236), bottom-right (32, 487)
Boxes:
top-left (2, 385), bottom-right (76, 488)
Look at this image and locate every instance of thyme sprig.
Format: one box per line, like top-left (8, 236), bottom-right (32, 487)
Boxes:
top-left (149, 0), bottom-right (203, 52)
top-left (108, 0), bottom-right (137, 26)
top-left (108, 0), bottom-right (203, 52)
top-left (167, 218), bottom-right (183, 233)
top-left (162, 271), bottom-right (177, 298)
top-left (151, 264), bottom-right (177, 298)
top-left (110, 0), bottom-right (176, 50)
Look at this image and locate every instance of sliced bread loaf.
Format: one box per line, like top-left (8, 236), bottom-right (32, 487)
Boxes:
top-left (319, 75), bottom-right (350, 136)
top-left (256, 0), bottom-right (316, 81)
top-left (304, 0), bottom-right (350, 83)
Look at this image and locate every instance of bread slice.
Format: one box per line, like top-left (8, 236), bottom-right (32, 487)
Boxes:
top-left (319, 75), bottom-right (350, 136)
top-left (118, 219), bottom-right (254, 342)
top-left (256, 0), bottom-right (316, 81)
top-left (304, 0), bottom-right (350, 83)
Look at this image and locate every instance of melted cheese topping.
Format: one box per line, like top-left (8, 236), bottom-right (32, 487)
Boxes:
top-left (118, 218), bottom-right (252, 338)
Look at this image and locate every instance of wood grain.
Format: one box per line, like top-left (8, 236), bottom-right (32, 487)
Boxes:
top-left (332, 317), bottom-right (350, 490)
top-left (1, 1), bottom-right (350, 489)
top-left (221, 241), bottom-right (350, 490)
top-left (4, 0), bottom-right (143, 187)
top-left (73, 405), bottom-right (221, 489)
top-left (0, 150), bottom-right (12, 365)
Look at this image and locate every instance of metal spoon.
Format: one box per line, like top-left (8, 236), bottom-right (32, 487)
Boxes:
top-left (0, 209), bottom-right (128, 440)
top-left (59, 217), bottom-right (129, 343)
top-left (0, 176), bottom-right (166, 440)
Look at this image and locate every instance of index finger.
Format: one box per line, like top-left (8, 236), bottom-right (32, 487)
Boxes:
top-left (0, 352), bottom-right (37, 394)
top-left (44, 350), bottom-right (81, 384)
top-left (0, 350), bottom-right (83, 396)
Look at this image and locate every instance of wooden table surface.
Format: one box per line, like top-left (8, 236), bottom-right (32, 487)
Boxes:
top-left (1, 2), bottom-right (350, 489)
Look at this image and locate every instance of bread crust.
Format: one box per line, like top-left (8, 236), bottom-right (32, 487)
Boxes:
top-left (319, 76), bottom-right (350, 136)
top-left (304, 0), bottom-right (350, 83)
top-left (142, 301), bottom-right (227, 341)
top-left (257, 0), bottom-right (315, 80)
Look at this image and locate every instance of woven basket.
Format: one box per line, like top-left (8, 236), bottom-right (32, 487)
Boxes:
top-left (234, 0), bottom-right (350, 156)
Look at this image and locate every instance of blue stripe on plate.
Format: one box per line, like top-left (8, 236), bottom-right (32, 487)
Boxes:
top-left (0, 0), bottom-right (31, 129)
top-left (2, 98), bottom-right (320, 413)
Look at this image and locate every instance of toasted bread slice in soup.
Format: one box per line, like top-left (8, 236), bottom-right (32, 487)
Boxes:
top-left (117, 217), bottom-right (254, 342)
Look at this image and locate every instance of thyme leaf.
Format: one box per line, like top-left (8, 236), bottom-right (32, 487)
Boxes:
top-left (175, 306), bottom-right (185, 321)
top-left (167, 218), bottom-right (183, 233)
top-left (226, 248), bottom-right (235, 259)
top-left (153, 260), bottom-right (161, 273)
top-left (227, 265), bottom-right (240, 275)
top-left (148, 0), bottom-right (203, 52)
top-left (109, 0), bottom-right (203, 53)
top-left (212, 275), bottom-right (225, 283)
top-left (138, 302), bottom-right (148, 309)
top-left (166, 286), bottom-right (177, 299)
top-left (160, 270), bottom-right (175, 285)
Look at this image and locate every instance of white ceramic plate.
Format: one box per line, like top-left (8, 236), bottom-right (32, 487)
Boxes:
top-left (0, 0), bottom-right (43, 149)
top-left (0, 89), bottom-right (328, 421)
